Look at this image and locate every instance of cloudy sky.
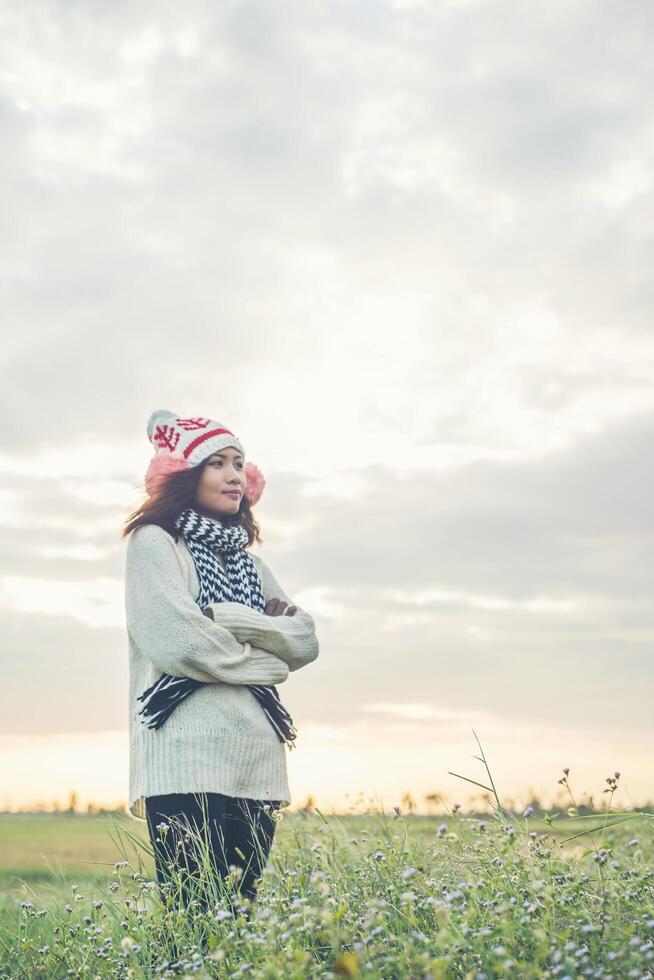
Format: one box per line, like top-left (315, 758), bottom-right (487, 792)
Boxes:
top-left (1, 0), bottom-right (652, 814)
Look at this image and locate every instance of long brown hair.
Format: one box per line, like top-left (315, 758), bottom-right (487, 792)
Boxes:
top-left (122, 459), bottom-right (262, 546)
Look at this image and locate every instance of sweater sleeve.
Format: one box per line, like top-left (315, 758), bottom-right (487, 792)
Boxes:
top-left (206, 555), bottom-right (320, 673)
top-left (124, 525), bottom-right (290, 686)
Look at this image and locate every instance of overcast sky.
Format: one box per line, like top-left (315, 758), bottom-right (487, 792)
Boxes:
top-left (1, 0), bottom-right (652, 812)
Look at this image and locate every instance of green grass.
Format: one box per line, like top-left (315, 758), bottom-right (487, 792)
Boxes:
top-left (1, 745), bottom-right (651, 977)
top-left (1, 803), bottom-right (653, 978)
top-left (0, 813), bottom-right (151, 890)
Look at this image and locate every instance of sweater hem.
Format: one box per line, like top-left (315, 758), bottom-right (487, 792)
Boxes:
top-left (128, 788), bottom-right (292, 821)
top-left (128, 729), bottom-right (292, 820)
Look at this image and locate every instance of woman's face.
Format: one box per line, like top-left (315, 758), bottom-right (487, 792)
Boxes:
top-left (194, 447), bottom-right (246, 519)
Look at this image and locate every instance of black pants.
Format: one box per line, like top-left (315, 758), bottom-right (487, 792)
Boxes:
top-left (145, 792), bottom-right (281, 913)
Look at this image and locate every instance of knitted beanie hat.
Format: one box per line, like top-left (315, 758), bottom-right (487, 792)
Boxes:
top-left (144, 409), bottom-right (266, 505)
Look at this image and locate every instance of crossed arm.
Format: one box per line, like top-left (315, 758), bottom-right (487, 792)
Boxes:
top-left (204, 600), bottom-right (319, 673)
top-left (125, 524), bottom-right (319, 684)
top-left (202, 554), bottom-right (319, 673)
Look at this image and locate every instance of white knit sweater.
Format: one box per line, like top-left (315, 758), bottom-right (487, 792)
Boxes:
top-left (124, 522), bottom-right (319, 820)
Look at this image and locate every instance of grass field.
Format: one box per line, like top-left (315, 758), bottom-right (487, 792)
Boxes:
top-left (1, 792), bottom-right (653, 979)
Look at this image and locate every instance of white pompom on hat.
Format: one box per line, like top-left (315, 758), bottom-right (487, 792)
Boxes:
top-left (144, 409), bottom-right (266, 505)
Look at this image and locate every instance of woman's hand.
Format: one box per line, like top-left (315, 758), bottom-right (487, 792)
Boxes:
top-left (265, 598), bottom-right (297, 617)
top-left (202, 600), bottom-right (297, 619)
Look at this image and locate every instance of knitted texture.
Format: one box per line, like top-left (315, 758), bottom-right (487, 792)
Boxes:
top-left (146, 409), bottom-right (245, 467)
top-left (124, 523), bottom-right (319, 820)
top-left (136, 508), bottom-right (298, 745)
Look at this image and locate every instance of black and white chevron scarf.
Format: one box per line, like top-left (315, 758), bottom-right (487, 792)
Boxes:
top-left (136, 507), bottom-right (297, 748)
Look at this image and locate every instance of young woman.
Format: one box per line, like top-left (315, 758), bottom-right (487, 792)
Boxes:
top-left (122, 409), bottom-right (319, 913)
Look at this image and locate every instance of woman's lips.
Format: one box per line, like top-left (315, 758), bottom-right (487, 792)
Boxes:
top-left (223, 491), bottom-right (240, 498)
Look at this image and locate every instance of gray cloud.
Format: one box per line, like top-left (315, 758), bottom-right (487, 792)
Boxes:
top-left (0, 1), bottom-right (652, 777)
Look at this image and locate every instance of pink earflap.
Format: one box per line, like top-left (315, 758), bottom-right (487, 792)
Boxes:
top-left (145, 453), bottom-right (190, 496)
top-left (244, 461), bottom-right (266, 505)
top-left (145, 452), bottom-right (266, 505)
